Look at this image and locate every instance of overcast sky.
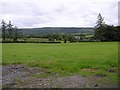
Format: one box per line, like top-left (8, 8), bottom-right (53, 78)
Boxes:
top-left (0, 0), bottom-right (119, 28)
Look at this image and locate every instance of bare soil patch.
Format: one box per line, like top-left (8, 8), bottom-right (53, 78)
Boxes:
top-left (1, 64), bottom-right (118, 88)
top-left (81, 68), bottom-right (98, 72)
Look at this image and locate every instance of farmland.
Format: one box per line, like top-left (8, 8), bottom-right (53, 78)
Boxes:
top-left (2, 42), bottom-right (118, 84)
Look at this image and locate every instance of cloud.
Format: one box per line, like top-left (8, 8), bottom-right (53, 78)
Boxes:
top-left (0, 0), bottom-right (119, 28)
top-left (118, 1), bottom-right (120, 25)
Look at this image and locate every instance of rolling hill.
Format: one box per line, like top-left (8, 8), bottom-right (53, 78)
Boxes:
top-left (19, 27), bottom-right (94, 35)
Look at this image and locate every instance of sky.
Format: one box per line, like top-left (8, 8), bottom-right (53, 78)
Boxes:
top-left (0, 0), bottom-right (119, 28)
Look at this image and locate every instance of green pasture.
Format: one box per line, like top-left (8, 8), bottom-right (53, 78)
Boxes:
top-left (2, 42), bottom-right (119, 83)
top-left (26, 38), bottom-right (48, 42)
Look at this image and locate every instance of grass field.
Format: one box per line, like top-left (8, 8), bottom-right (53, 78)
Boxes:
top-left (2, 42), bottom-right (118, 83)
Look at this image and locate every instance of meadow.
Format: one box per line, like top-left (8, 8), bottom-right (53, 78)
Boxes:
top-left (2, 42), bottom-right (118, 83)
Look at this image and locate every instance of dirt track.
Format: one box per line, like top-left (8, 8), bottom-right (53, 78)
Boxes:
top-left (2, 64), bottom-right (118, 88)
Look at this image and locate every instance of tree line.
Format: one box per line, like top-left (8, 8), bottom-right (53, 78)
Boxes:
top-left (0, 13), bottom-right (120, 43)
top-left (1, 20), bottom-right (20, 42)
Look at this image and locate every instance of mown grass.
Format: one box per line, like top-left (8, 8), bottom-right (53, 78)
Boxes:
top-left (2, 42), bottom-right (118, 83)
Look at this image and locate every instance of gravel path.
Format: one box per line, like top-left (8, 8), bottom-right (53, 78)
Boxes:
top-left (1, 64), bottom-right (118, 88)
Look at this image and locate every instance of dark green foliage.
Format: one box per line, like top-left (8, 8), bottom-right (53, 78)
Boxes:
top-left (64, 39), bottom-right (67, 43)
top-left (114, 26), bottom-right (120, 41)
top-left (68, 35), bottom-right (77, 42)
top-left (94, 14), bottom-right (120, 41)
top-left (1, 20), bottom-right (7, 42)
top-left (13, 26), bottom-right (19, 42)
top-left (7, 21), bottom-right (13, 41)
top-left (94, 25), bottom-right (120, 41)
top-left (1, 20), bottom-right (20, 42)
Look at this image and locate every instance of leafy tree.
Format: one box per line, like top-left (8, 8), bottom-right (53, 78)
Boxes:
top-left (94, 13), bottom-right (106, 40)
top-left (13, 26), bottom-right (18, 42)
top-left (95, 13), bottom-right (105, 28)
top-left (68, 35), bottom-right (76, 42)
top-left (101, 25), bottom-right (115, 41)
top-left (114, 26), bottom-right (120, 41)
top-left (94, 13), bottom-right (120, 41)
top-left (1, 20), bottom-right (20, 42)
top-left (1, 20), bottom-right (7, 42)
top-left (7, 21), bottom-right (13, 41)
top-left (62, 35), bottom-right (68, 43)
top-left (79, 34), bottom-right (85, 40)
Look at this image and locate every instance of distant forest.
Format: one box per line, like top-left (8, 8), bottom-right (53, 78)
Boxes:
top-left (19, 27), bottom-right (94, 35)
